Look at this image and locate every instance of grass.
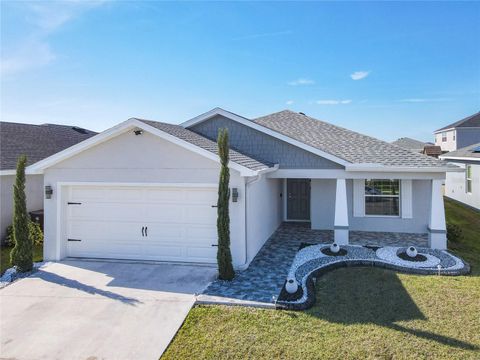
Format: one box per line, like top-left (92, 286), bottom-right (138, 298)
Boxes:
top-left (163, 198), bottom-right (480, 359)
top-left (0, 244), bottom-right (43, 276)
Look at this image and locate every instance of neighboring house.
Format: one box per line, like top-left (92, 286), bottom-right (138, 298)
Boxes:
top-left (440, 143), bottom-right (480, 210)
top-left (0, 122), bottom-right (96, 241)
top-left (434, 111), bottom-right (480, 152)
top-left (25, 109), bottom-right (457, 269)
top-left (392, 137), bottom-right (433, 153)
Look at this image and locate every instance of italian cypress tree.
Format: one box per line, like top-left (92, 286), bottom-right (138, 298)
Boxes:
top-left (10, 155), bottom-right (33, 272)
top-left (216, 128), bottom-right (235, 280)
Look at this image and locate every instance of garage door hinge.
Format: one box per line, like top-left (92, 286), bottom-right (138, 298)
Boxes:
top-left (67, 238), bottom-right (82, 242)
top-left (67, 202), bottom-right (82, 205)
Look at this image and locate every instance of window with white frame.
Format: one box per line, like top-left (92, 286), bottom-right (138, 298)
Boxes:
top-left (442, 132), bottom-right (447, 142)
top-left (365, 179), bottom-right (400, 216)
top-left (466, 165), bottom-right (472, 194)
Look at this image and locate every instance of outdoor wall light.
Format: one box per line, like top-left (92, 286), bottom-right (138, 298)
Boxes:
top-left (232, 188), bottom-right (239, 202)
top-left (45, 185), bottom-right (53, 199)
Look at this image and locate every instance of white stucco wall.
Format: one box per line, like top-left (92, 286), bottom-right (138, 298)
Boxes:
top-left (444, 162), bottom-right (480, 210)
top-left (245, 176), bottom-right (283, 264)
top-left (42, 129), bottom-right (247, 267)
top-left (311, 179), bottom-right (431, 233)
top-left (435, 130), bottom-right (457, 152)
top-left (0, 174), bottom-right (44, 241)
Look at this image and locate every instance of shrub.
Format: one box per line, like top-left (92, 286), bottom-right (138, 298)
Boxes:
top-left (216, 128), bottom-right (235, 281)
top-left (4, 224), bottom-right (15, 247)
top-left (10, 155), bottom-right (33, 272)
top-left (4, 221), bottom-right (43, 248)
top-left (447, 223), bottom-right (463, 243)
top-left (29, 221), bottom-right (44, 245)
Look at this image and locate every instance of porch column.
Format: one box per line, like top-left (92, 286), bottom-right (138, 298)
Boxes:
top-left (428, 179), bottom-right (447, 249)
top-left (334, 178), bottom-right (349, 245)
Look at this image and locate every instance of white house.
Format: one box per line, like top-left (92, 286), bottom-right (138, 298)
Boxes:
top-left (0, 122), bottom-right (96, 241)
top-left (440, 143), bottom-right (480, 210)
top-left (24, 109), bottom-right (458, 269)
top-left (434, 111), bottom-right (480, 152)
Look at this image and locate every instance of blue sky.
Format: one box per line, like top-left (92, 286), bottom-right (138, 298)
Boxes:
top-left (1, 1), bottom-right (479, 142)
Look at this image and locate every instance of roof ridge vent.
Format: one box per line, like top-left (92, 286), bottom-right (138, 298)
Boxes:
top-left (298, 112), bottom-right (306, 116)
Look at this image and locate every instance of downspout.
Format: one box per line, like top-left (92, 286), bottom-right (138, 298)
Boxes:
top-left (238, 164), bottom-right (279, 270)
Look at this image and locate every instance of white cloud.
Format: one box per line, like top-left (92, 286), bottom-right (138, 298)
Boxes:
top-left (1, 1), bottom-right (105, 76)
top-left (350, 71), bottom-right (370, 80)
top-left (398, 98), bottom-right (451, 103)
top-left (1, 38), bottom-right (56, 75)
top-left (286, 100), bottom-right (294, 105)
top-left (316, 99), bottom-right (352, 105)
top-left (288, 78), bottom-right (315, 86)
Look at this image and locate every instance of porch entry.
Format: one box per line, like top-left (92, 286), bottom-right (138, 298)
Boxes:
top-left (286, 179), bottom-right (311, 221)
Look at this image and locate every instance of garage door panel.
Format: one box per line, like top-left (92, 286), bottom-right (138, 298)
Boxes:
top-left (66, 185), bottom-right (219, 263)
top-left (185, 207), bottom-right (217, 224)
top-left (69, 203), bottom-right (145, 222)
top-left (144, 204), bottom-right (185, 222)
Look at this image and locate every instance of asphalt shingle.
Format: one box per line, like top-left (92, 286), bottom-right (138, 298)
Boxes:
top-left (0, 122), bottom-right (97, 170)
top-left (435, 111), bottom-right (480, 132)
top-left (254, 110), bottom-right (450, 168)
top-left (441, 142), bottom-right (480, 160)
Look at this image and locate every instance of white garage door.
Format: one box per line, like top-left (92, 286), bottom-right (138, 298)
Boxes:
top-left (65, 185), bottom-right (218, 263)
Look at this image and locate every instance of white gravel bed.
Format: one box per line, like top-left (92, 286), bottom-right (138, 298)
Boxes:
top-left (375, 247), bottom-right (441, 268)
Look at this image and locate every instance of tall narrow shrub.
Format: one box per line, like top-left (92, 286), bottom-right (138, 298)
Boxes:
top-left (216, 128), bottom-right (235, 280)
top-left (10, 155), bottom-right (33, 272)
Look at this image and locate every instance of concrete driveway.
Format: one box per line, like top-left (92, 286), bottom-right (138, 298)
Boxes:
top-left (0, 260), bottom-right (217, 360)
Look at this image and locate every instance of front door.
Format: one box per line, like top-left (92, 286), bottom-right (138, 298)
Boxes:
top-left (287, 179), bottom-right (311, 221)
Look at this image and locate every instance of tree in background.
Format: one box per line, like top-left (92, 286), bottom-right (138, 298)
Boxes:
top-left (10, 155), bottom-right (33, 272)
top-left (216, 128), bottom-right (235, 280)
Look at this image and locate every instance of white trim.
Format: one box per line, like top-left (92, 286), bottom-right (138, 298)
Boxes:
top-left (345, 163), bottom-right (457, 173)
top-left (182, 108), bottom-right (351, 167)
top-left (53, 181), bottom-right (225, 261)
top-left (0, 169), bottom-right (42, 176)
top-left (55, 181), bottom-right (219, 188)
top-left (440, 156), bottom-right (480, 162)
top-left (27, 118), bottom-right (260, 177)
top-left (267, 169), bottom-right (447, 180)
top-left (401, 180), bottom-right (413, 219)
top-left (434, 126), bottom-right (480, 134)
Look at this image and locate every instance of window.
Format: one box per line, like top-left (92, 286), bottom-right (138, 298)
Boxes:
top-left (365, 179), bottom-right (400, 216)
top-left (466, 165), bottom-right (472, 194)
top-left (442, 132), bottom-right (447, 142)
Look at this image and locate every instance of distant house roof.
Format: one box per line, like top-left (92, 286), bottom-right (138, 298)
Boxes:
top-left (138, 119), bottom-right (272, 171)
top-left (440, 142), bottom-right (480, 161)
top-left (435, 111), bottom-right (480, 133)
top-left (253, 110), bottom-right (448, 168)
top-left (391, 137), bottom-right (432, 152)
top-left (0, 122), bottom-right (97, 171)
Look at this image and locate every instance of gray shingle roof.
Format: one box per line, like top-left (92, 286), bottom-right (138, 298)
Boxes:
top-left (137, 119), bottom-right (272, 171)
top-left (435, 111), bottom-right (480, 132)
top-left (391, 137), bottom-right (432, 152)
top-left (0, 122), bottom-right (97, 170)
top-left (441, 142), bottom-right (480, 160)
top-left (254, 110), bottom-right (449, 168)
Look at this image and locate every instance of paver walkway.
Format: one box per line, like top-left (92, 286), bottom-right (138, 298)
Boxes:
top-left (203, 222), bottom-right (428, 303)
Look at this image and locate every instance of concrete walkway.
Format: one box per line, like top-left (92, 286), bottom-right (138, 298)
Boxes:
top-left (0, 260), bottom-right (217, 360)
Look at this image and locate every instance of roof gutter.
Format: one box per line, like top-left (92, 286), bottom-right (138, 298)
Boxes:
top-left (345, 164), bottom-right (462, 172)
top-left (439, 156), bottom-right (480, 162)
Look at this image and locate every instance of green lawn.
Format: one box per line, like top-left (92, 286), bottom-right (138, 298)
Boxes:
top-left (163, 198), bottom-right (480, 359)
top-left (0, 244), bottom-right (43, 276)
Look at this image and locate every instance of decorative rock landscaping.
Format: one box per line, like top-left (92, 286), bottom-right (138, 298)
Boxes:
top-left (277, 244), bottom-right (470, 310)
top-left (0, 262), bottom-right (52, 289)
